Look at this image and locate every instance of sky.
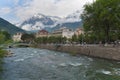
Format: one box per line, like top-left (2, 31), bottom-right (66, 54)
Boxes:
top-left (0, 0), bottom-right (93, 24)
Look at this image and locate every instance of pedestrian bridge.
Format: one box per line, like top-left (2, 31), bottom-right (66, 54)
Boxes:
top-left (12, 43), bottom-right (32, 47)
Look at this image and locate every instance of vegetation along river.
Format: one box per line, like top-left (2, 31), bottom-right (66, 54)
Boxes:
top-left (1, 48), bottom-right (120, 80)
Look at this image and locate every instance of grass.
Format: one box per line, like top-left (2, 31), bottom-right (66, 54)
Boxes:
top-left (86, 70), bottom-right (120, 80)
top-left (0, 48), bottom-right (6, 58)
top-left (0, 40), bottom-right (13, 79)
top-left (0, 47), bottom-right (7, 77)
top-left (93, 73), bottom-right (120, 80)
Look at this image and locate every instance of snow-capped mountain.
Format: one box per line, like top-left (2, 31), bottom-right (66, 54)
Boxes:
top-left (17, 10), bottom-right (82, 31)
top-left (18, 13), bottom-right (61, 31)
top-left (65, 10), bottom-right (82, 22)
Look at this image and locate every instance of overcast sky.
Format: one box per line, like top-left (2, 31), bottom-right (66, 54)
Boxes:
top-left (0, 0), bottom-right (93, 23)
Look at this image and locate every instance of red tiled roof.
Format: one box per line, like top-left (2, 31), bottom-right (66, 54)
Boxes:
top-left (37, 30), bottom-right (49, 34)
top-left (39, 30), bottom-right (48, 33)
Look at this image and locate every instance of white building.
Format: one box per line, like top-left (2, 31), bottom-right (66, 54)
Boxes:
top-left (13, 33), bottom-right (23, 42)
top-left (52, 27), bottom-right (74, 39)
top-left (62, 27), bottom-right (74, 39)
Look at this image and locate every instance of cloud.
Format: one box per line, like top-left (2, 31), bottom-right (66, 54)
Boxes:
top-left (13, 0), bottom-right (19, 5)
top-left (14, 0), bottom-right (93, 21)
top-left (0, 7), bottom-right (11, 16)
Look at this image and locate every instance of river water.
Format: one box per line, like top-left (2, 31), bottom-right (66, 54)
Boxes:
top-left (1, 48), bottom-right (120, 80)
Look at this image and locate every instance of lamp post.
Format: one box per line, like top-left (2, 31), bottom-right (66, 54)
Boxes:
top-left (81, 33), bottom-right (84, 45)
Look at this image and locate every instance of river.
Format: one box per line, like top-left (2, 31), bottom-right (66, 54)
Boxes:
top-left (1, 48), bottom-right (120, 80)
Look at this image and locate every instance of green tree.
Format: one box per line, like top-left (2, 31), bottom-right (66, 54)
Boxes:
top-left (48, 36), bottom-right (55, 43)
top-left (0, 34), bottom-right (5, 44)
top-left (72, 34), bottom-right (78, 42)
top-left (81, 0), bottom-right (120, 43)
top-left (0, 30), bottom-right (11, 41)
top-left (78, 34), bottom-right (84, 44)
top-left (35, 36), bottom-right (67, 44)
top-left (0, 30), bottom-right (11, 44)
top-left (21, 33), bottom-right (35, 43)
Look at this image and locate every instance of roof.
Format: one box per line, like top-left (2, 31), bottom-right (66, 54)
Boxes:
top-left (38, 29), bottom-right (49, 33)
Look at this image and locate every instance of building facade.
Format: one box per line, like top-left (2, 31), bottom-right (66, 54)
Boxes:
top-left (51, 27), bottom-right (74, 39)
top-left (62, 28), bottom-right (74, 39)
top-left (51, 28), bottom-right (63, 37)
top-left (36, 30), bottom-right (49, 38)
top-left (74, 28), bottom-right (84, 36)
top-left (13, 32), bottom-right (23, 42)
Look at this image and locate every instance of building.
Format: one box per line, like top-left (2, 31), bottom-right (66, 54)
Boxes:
top-left (13, 32), bottom-right (23, 42)
top-left (36, 30), bottom-right (49, 38)
top-left (51, 27), bottom-right (74, 39)
top-left (74, 28), bottom-right (84, 36)
top-left (51, 28), bottom-right (63, 37)
top-left (62, 28), bottom-right (74, 39)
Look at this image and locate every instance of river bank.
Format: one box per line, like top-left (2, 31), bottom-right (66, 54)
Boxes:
top-left (36, 44), bottom-right (120, 61)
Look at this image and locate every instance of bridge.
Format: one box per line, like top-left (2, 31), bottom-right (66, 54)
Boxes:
top-left (10, 43), bottom-right (32, 48)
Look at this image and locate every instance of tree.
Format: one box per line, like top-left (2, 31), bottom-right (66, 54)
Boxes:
top-left (0, 34), bottom-right (5, 44)
top-left (0, 30), bottom-right (11, 41)
top-left (34, 36), bottom-right (67, 44)
top-left (78, 34), bottom-right (84, 44)
top-left (21, 33), bottom-right (35, 43)
top-left (0, 30), bottom-right (11, 44)
top-left (81, 0), bottom-right (120, 43)
top-left (72, 34), bottom-right (78, 42)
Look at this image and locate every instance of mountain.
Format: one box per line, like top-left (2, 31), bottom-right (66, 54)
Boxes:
top-left (18, 13), bottom-right (61, 31)
top-left (50, 10), bottom-right (82, 31)
top-left (18, 10), bottom-right (82, 32)
top-left (52, 21), bottom-right (83, 31)
top-left (62, 10), bottom-right (82, 23)
top-left (0, 18), bottom-right (25, 35)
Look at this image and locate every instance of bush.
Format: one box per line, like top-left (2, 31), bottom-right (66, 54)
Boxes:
top-left (0, 48), bottom-right (6, 75)
top-left (0, 48), bottom-right (6, 58)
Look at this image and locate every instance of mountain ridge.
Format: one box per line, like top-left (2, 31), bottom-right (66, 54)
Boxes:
top-left (17, 10), bottom-right (83, 32)
top-left (0, 18), bottom-right (25, 35)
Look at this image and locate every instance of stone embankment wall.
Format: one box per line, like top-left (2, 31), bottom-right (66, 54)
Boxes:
top-left (37, 44), bottom-right (120, 61)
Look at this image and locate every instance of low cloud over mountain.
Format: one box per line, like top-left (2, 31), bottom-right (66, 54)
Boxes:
top-left (17, 10), bottom-right (83, 32)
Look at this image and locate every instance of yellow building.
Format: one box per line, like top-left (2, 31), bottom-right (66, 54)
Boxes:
top-left (74, 28), bottom-right (84, 36)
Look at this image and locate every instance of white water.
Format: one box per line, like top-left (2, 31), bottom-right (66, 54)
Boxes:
top-left (2, 48), bottom-right (120, 80)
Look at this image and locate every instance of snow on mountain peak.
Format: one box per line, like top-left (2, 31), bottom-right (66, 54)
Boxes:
top-left (17, 10), bottom-right (82, 31)
top-left (65, 10), bottom-right (82, 22)
top-left (33, 13), bottom-right (45, 19)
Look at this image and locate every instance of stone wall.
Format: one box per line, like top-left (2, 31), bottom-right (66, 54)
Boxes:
top-left (37, 44), bottom-right (120, 61)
